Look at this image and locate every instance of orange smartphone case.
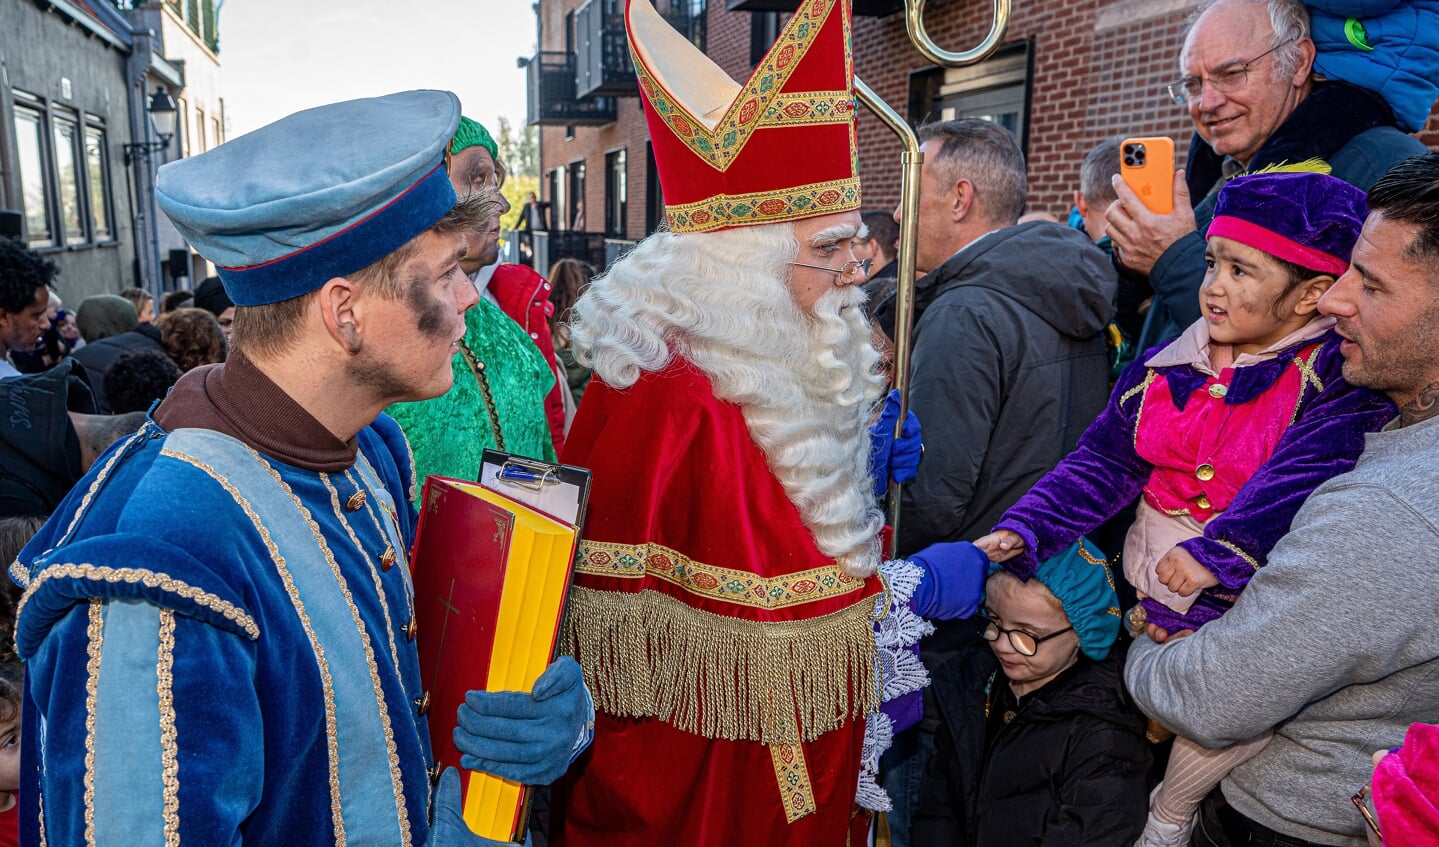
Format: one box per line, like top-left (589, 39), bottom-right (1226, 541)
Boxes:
top-left (1120, 136), bottom-right (1175, 215)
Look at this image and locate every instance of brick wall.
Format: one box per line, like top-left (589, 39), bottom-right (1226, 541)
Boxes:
top-left (537, 0), bottom-right (1439, 242)
top-left (852, 0), bottom-right (1200, 220)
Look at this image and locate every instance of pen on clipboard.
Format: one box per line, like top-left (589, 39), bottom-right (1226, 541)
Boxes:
top-left (498, 463), bottom-right (561, 488)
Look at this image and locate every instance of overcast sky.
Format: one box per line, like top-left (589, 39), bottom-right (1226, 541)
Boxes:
top-left (219, 0), bottom-right (535, 138)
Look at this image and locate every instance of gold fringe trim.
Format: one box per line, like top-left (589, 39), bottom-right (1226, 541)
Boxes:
top-left (563, 586), bottom-right (877, 745)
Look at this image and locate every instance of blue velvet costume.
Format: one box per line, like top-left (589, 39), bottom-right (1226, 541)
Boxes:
top-left (13, 413), bottom-right (435, 845)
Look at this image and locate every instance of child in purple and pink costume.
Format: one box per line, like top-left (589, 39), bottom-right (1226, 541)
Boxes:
top-left (976, 170), bottom-right (1396, 847)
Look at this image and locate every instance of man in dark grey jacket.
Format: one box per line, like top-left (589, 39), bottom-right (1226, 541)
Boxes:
top-left (880, 118), bottom-right (1115, 847)
top-left (895, 119), bottom-right (1116, 557)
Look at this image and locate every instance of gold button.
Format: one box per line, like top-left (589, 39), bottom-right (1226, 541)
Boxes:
top-left (380, 547), bottom-right (396, 571)
top-left (1002, 710), bottom-right (1017, 725)
top-left (346, 491), bottom-right (367, 512)
top-left (1196, 493), bottom-right (1212, 510)
top-left (1195, 463), bottom-right (1216, 482)
top-left (1208, 383), bottom-right (1228, 399)
top-left (414, 691), bottom-right (431, 715)
top-left (403, 616), bottom-right (417, 641)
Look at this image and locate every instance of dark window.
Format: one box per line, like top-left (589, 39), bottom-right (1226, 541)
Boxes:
top-left (13, 106), bottom-right (52, 246)
top-left (644, 142), bottom-right (663, 235)
top-left (604, 149), bottom-right (627, 237)
top-left (550, 167), bottom-right (566, 231)
top-left (751, 12), bottom-right (781, 66)
top-left (568, 160), bottom-right (587, 230)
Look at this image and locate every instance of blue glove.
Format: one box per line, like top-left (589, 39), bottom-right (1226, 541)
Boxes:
top-left (869, 389), bottom-right (923, 498)
top-left (425, 767), bottom-right (517, 846)
top-left (910, 541), bottom-right (988, 621)
top-left (454, 656), bottom-right (593, 786)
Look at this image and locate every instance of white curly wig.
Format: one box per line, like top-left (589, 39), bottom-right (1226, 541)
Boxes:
top-left (568, 221), bottom-right (887, 576)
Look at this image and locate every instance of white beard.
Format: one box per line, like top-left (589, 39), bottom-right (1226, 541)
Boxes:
top-left (570, 223), bottom-right (887, 576)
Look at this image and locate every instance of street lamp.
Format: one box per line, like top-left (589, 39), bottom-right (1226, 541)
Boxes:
top-left (123, 87), bottom-right (178, 165)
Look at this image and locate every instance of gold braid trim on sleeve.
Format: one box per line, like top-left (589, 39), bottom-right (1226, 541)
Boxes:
top-left (562, 586), bottom-right (878, 745)
top-left (1217, 539), bottom-right (1261, 572)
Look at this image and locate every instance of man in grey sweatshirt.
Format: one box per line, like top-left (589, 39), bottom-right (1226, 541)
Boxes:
top-left (1126, 152), bottom-right (1439, 846)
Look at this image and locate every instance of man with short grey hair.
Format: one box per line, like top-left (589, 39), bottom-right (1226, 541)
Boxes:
top-left (1106, 0), bottom-right (1424, 351)
top-left (884, 118), bottom-right (1116, 845)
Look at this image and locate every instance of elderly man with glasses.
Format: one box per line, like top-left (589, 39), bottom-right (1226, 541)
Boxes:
top-left (1105, 0), bottom-right (1425, 353)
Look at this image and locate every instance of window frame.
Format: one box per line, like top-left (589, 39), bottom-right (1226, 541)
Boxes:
top-left (604, 147), bottom-right (627, 238)
top-left (12, 101), bottom-right (55, 248)
top-left (8, 91), bottom-right (119, 249)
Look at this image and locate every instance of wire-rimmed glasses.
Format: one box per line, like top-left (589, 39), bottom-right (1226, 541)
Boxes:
top-left (787, 258), bottom-right (873, 283)
top-left (1167, 39), bottom-right (1295, 106)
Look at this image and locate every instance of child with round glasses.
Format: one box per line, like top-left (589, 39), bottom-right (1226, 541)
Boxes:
top-left (912, 540), bottom-right (1151, 845)
top-left (975, 170), bottom-right (1396, 846)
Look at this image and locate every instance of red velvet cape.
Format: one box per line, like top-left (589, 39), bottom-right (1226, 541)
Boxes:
top-left (553, 360), bottom-right (880, 845)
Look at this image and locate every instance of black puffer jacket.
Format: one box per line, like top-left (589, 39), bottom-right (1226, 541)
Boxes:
top-left (912, 644), bottom-right (1151, 847)
top-left (896, 221), bottom-right (1115, 556)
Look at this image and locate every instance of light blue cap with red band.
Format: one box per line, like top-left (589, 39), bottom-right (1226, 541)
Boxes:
top-left (156, 89), bottom-right (461, 306)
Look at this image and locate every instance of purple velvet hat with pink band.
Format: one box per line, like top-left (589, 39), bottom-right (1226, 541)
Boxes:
top-left (1206, 170), bottom-right (1368, 276)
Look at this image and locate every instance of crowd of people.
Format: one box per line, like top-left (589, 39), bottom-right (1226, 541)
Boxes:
top-left (1, 0), bottom-right (1438, 845)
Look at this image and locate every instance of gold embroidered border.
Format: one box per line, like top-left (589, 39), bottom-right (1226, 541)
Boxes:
top-left (666, 176), bottom-right (861, 233)
top-left (633, 0), bottom-right (841, 172)
top-left (15, 564), bottom-right (260, 641)
top-left (259, 459), bottom-right (412, 847)
top-left (82, 600), bottom-right (102, 847)
top-left (576, 540), bottom-right (865, 610)
top-left (1291, 345), bottom-right (1326, 425)
top-left (562, 585), bottom-right (876, 745)
top-left (157, 608), bottom-right (180, 847)
top-left (1218, 538), bottom-right (1261, 572)
top-left (1128, 370), bottom-right (1158, 449)
top-left (59, 429), bottom-right (144, 548)
top-left (769, 743), bottom-right (817, 823)
top-left (758, 91), bottom-right (855, 129)
top-left (159, 448), bottom-right (348, 844)
top-left (1075, 545), bottom-right (1123, 615)
top-left (9, 558), bottom-right (26, 589)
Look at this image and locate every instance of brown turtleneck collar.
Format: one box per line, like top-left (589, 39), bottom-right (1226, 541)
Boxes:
top-left (153, 349), bottom-right (358, 472)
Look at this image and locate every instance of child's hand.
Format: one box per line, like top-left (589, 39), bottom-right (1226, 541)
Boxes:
top-left (974, 530), bottom-right (1026, 562)
top-left (1155, 546), bottom-right (1218, 596)
top-left (1146, 623), bottom-right (1195, 643)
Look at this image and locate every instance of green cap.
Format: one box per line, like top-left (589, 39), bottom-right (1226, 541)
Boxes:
top-left (449, 116), bottom-right (497, 159)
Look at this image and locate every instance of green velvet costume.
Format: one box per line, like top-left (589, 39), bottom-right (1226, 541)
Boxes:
top-left (388, 298), bottom-right (556, 505)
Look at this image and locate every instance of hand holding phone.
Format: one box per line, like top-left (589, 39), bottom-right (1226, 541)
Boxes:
top-left (1120, 137), bottom-right (1175, 215)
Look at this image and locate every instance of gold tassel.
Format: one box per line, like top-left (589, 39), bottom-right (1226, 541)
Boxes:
top-left (562, 586), bottom-right (879, 745)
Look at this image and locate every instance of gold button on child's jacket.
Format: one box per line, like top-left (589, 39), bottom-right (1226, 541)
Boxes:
top-left (346, 491), bottom-right (367, 511)
top-left (380, 547), bottom-right (396, 571)
top-left (1208, 383), bottom-right (1228, 399)
top-left (1196, 493), bottom-right (1212, 510)
top-left (1195, 463), bottom-right (1216, 482)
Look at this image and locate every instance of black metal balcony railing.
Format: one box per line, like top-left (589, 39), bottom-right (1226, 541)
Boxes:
top-left (577, 1), bottom-right (638, 99)
top-left (526, 52), bottom-right (618, 127)
top-left (530, 230), bottom-right (611, 279)
top-left (723, 0), bottom-right (902, 15)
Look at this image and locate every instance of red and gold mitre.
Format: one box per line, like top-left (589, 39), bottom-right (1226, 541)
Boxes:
top-left (626, 0), bottom-right (860, 233)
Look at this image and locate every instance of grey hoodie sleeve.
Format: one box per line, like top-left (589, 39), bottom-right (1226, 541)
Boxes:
top-left (898, 299), bottom-right (1009, 554)
top-left (1125, 481), bottom-right (1439, 747)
